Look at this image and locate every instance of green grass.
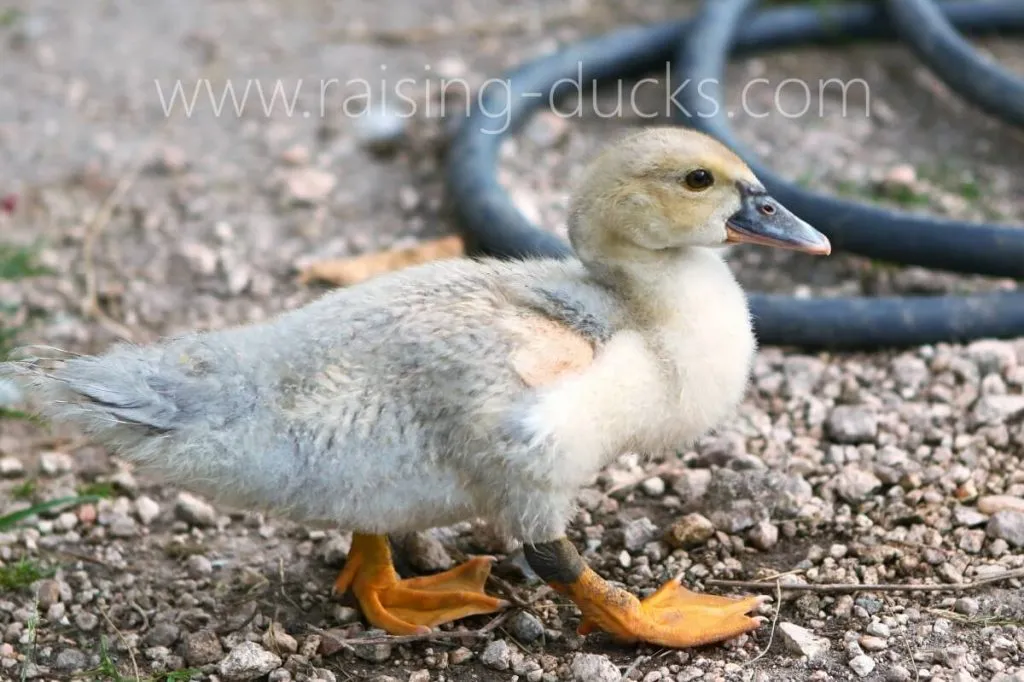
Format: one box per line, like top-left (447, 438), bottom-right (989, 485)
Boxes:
top-left (153, 670), bottom-right (201, 682)
top-left (78, 636), bottom-right (200, 682)
top-left (0, 407), bottom-right (44, 424)
top-left (0, 241), bottom-right (50, 425)
top-left (0, 8), bottom-right (22, 29)
top-left (10, 479), bottom-right (37, 501)
top-left (957, 179), bottom-right (982, 201)
top-left (20, 596), bottom-right (39, 682)
top-left (0, 243), bottom-right (49, 281)
top-left (0, 557), bottom-right (53, 590)
top-left (79, 637), bottom-right (123, 682)
top-left (0, 499), bottom-right (89, 591)
top-left (0, 241), bottom-right (50, 361)
top-left (78, 481), bottom-right (116, 499)
top-left (0, 495), bottom-right (104, 532)
top-left (875, 183), bottom-right (930, 208)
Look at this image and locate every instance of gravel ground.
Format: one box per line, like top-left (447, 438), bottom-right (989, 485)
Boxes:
top-left (1, 1), bottom-right (1023, 681)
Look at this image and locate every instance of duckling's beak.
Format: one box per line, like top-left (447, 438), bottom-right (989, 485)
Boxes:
top-left (725, 182), bottom-right (831, 255)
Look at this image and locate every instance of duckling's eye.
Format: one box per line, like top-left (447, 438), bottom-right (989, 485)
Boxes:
top-left (683, 169), bottom-right (714, 191)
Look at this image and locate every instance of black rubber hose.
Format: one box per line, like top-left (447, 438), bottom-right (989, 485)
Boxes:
top-left (445, 1), bottom-right (1024, 349)
top-left (884, 0), bottom-right (1024, 129)
top-left (671, 0), bottom-right (1024, 347)
top-left (676, 0), bottom-right (1024, 278)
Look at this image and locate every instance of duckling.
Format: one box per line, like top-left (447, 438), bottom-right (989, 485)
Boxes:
top-left (1, 127), bottom-right (829, 648)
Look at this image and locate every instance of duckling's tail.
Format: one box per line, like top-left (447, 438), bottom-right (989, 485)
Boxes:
top-left (0, 340), bottom-right (257, 465)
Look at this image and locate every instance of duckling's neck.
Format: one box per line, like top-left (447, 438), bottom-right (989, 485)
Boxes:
top-left (581, 245), bottom-right (739, 327)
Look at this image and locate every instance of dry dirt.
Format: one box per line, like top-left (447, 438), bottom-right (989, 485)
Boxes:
top-left (1, 1), bottom-right (1023, 682)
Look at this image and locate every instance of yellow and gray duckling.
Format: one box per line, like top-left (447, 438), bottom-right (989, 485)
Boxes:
top-left (2, 127), bottom-right (830, 648)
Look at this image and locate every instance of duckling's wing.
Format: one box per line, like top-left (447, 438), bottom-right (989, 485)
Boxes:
top-left (502, 314), bottom-right (595, 388)
top-left (499, 262), bottom-right (619, 390)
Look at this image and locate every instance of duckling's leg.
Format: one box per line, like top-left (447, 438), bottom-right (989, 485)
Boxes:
top-left (333, 533), bottom-right (508, 635)
top-left (525, 538), bottom-right (766, 648)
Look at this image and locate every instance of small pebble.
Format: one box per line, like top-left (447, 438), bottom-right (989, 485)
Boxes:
top-left (747, 519), bottom-right (779, 550)
top-left (405, 531), bottom-right (453, 572)
top-left (53, 648), bottom-right (89, 674)
top-left (135, 496), bottom-right (161, 525)
top-left (174, 492), bottom-right (218, 527)
top-left (570, 653), bottom-right (622, 682)
top-left (75, 611), bottom-right (99, 632)
top-left (354, 109), bottom-right (408, 154)
top-left (709, 499), bottom-right (764, 533)
top-left (883, 164), bottom-right (917, 189)
top-left (866, 621), bottom-right (890, 638)
top-left (778, 622), bottom-right (830, 661)
top-left (835, 466), bottom-right (882, 503)
top-left (481, 639), bottom-right (513, 671)
top-left (859, 635), bottom-right (887, 651)
top-left (280, 144), bottom-right (310, 166)
top-left (319, 533), bottom-right (351, 566)
top-left (671, 468), bottom-right (712, 501)
top-left (509, 611), bottom-right (545, 644)
top-left (46, 602), bottom-right (66, 622)
top-left (185, 554), bottom-right (213, 577)
top-left (145, 622), bottom-right (181, 648)
top-left (36, 580), bottom-right (62, 608)
top-left (150, 145), bottom-right (188, 174)
top-left (218, 641), bottom-right (282, 681)
top-left (317, 629), bottom-right (349, 657)
top-left (279, 168), bottom-right (336, 206)
top-left (110, 471), bottom-right (139, 495)
top-left (332, 605), bottom-right (359, 625)
top-left (0, 456), bottom-right (25, 478)
top-left (39, 451), bottom-right (73, 476)
top-left (978, 495), bottom-right (1024, 515)
top-left (622, 516), bottom-right (658, 551)
top-left (108, 514), bottom-right (137, 538)
top-left (262, 623), bottom-right (298, 655)
top-left (640, 476), bottom-right (666, 497)
top-left (351, 630), bottom-right (392, 662)
top-left (952, 505), bottom-right (989, 527)
top-left (953, 597), bottom-right (979, 616)
top-left (665, 513), bottom-right (715, 548)
top-left (986, 510), bottom-right (1024, 547)
top-left (849, 654), bottom-right (876, 677)
top-left (826, 406), bottom-right (878, 444)
top-left (183, 629), bottom-right (224, 666)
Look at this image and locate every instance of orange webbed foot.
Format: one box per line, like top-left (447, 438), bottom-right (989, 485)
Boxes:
top-left (566, 569), bottom-right (767, 648)
top-left (333, 534), bottom-right (508, 635)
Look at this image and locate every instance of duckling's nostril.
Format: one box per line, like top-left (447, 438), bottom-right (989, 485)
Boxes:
top-left (758, 202), bottom-right (776, 216)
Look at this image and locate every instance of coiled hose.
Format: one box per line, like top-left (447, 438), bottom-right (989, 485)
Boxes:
top-left (444, 1), bottom-right (1024, 350)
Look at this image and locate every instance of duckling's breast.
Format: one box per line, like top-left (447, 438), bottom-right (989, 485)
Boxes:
top-left (638, 253), bottom-right (757, 451)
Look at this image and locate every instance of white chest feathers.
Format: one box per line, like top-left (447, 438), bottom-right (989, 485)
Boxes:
top-left (521, 249), bottom-right (756, 486)
top-left (645, 251), bottom-right (756, 449)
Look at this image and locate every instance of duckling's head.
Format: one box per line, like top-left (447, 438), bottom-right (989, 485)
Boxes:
top-left (567, 127), bottom-right (830, 267)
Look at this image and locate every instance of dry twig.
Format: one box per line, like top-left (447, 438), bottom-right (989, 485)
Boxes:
top-left (99, 605), bottom-right (141, 682)
top-left (744, 581), bottom-right (782, 667)
top-left (317, 608), bottom-right (516, 648)
top-left (80, 162), bottom-right (148, 343)
top-left (706, 567), bottom-right (1024, 594)
top-left (621, 655), bottom-right (650, 678)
